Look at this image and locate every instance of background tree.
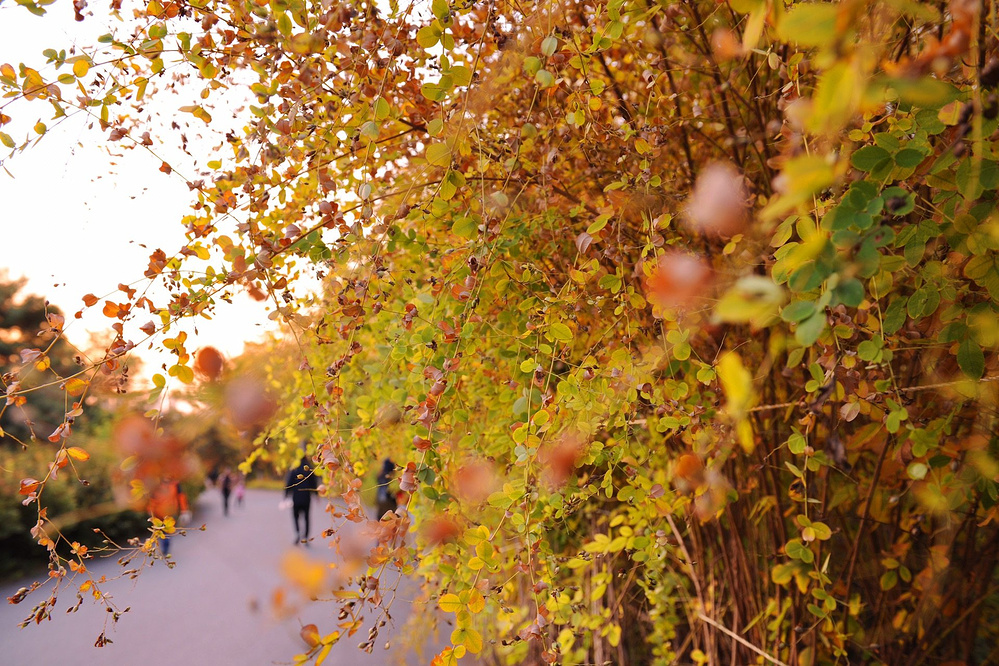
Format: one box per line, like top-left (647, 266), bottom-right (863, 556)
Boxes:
top-left (0, 273), bottom-right (80, 445)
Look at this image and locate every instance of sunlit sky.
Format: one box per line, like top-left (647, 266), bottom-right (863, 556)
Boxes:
top-left (0, 1), bottom-right (291, 383)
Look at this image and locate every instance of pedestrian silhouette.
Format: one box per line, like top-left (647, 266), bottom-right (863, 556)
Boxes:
top-left (220, 467), bottom-right (233, 516)
top-left (375, 458), bottom-right (398, 518)
top-left (285, 455), bottom-right (318, 545)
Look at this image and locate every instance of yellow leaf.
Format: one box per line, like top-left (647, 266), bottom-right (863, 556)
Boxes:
top-left (65, 377), bottom-right (89, 397)
top-left (717, 351), bottom-right (754, 415)
top-left (736, 419), bottom-right (755, 454)
top-left (808, 61), bottom-right (863, 135)
top-left (66, 447), bottom-right (91, 462)
top-left (438, 593), bottom-right (462, 613)
top-left (465, 588), bottom-right (485, 613)
top-left (451, 627), bottom-right (483, 654)
top-left (73, 59), bottom-right (90, 78)
top-left (426, 143), bottom-right (451, 167)
top-left (742, 6), bottom-right (766, 51)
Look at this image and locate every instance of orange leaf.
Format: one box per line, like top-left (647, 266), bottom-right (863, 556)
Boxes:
top-left (194, 346), bottom-right (225, 381)
top-left (102, 301), bottom-right (120, 318)
top-left (19, 478), bottom-right (40, 495)
top-left (48, 422), bottom-right (71, 442)
top-left (82, 294), bottom-right (99, 307)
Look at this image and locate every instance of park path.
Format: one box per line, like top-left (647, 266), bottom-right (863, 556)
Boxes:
top-left (0, 488), bottom-right (446, 665)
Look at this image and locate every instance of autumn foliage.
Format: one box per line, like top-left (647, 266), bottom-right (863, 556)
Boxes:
top-left (3, 0), bottom-right (999, 663)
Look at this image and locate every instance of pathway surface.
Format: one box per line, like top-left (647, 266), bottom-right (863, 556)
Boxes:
top-left (0, 489), bottom-right (445, 665)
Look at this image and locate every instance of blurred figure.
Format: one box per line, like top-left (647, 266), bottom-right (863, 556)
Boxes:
top-left (234, 472), bottom-right (246, 508)
top-left (205, 466), bottom-right (220, 489)
top-left (375, 458), bottom-right (398, 518)
top-left (147, 478), bottom-right (190, 557)
top-left (285, 455), bottom-right (318, 545)
top-left (220, 467), bottom-right (233, 516)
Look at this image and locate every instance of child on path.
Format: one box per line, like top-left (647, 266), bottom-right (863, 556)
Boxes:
top-left (147, 479), bottom-right (190, 556)
top-left (234, 473), bottom-right (246, 507)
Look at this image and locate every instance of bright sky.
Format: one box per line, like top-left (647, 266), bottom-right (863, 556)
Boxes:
top-left (0, 1), bottom-right (289, 384)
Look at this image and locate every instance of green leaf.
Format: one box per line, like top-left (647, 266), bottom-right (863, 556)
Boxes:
top-left (810, 521), bottom-right (832, 540)
top-left (884, 76), bottom-right (960, 109)
top-left (907, 289), bottom-right (929, 319)
top-left (450, 65), bottom-right (472, 87)
top-left (795, 311), bottom-right (826, 346)
top-left (787, 431), bottom-right (806, 454)
top-left (550, 322), bottom-right (573, 342)
top-left (851, 146), bottom-right (891, 172)
top-left (535, 69), bottom-right (555, 88)
top-left (417, 25), bottom-right (441, 49)
top-left (777, 3), bottom-right (839, 48)
top-left (834, 278), bottom-right (864, 307)
top-left (781, 300), bottom-right (816, 323)
top-left (895, 148), bottom-right (924, 169)
top-left (957, 338), bottom-right (985, 380)
top-left (374, 97), bottom-right (390, 121)
top-left (431, 0), bottom-right (449, 21)
top-left (451, 216), bottom-right (477, 239)
top-left (882, 299), bottom-right (907, 335)
top-left (771, 562), bottom-right (796, 585)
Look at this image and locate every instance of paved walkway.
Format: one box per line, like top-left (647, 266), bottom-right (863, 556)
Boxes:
top-left (0, 489), bottom-right (444, 665)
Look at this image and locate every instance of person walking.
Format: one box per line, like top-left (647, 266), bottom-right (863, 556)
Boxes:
top-left (220, 467), bottom-right (233, 516)
top-left (234, 472), bottom-right (246, 508)
top-left (147, 478), bottom-right (190, 557)
top-left (285, 455), bottom-right (318, 545)
top-left (375, 458), bottom-right (398, 518)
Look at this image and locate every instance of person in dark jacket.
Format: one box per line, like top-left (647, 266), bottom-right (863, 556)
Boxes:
top-left (285, 455), bottom-right (318, 545)
top-left (375, 458), bottom-right (398, 518)
top-left (220, 467), bottom-right (233, 516)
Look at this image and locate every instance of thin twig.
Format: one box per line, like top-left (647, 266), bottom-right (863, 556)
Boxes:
top-left (696, 613), bottom-right (790, 666)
